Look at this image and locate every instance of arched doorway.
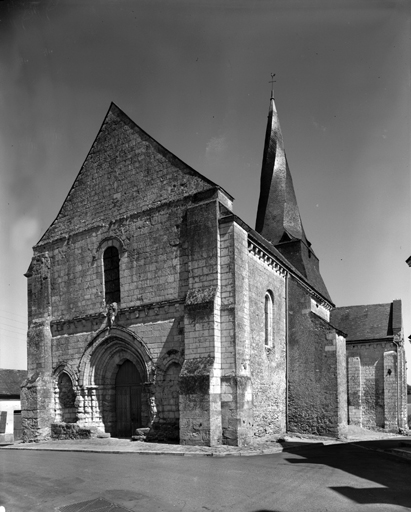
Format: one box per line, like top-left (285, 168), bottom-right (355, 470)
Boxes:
top-left (115, 360), bottom-right (142, 437)
top-left (78, 327), bottom-right (154, 435)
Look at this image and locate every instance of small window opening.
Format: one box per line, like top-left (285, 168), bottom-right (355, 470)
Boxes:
top-left (104, 246), bottom-right (121, 304)
top-left (265, 291), bottom-right (274, 347)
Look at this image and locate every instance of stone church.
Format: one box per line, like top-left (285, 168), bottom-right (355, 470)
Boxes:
top-left (22, 94), bottom-right (407, 445)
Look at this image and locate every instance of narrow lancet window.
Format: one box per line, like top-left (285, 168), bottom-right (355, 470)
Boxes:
top-left (265, 291), bottom-right (274, 346)
top-left (104, 246), bottom-right (121, 304)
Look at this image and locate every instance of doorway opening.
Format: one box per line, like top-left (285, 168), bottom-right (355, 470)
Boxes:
top-left (115, 360), bottom-right (142, 438)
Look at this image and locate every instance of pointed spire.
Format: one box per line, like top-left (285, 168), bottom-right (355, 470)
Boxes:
top-left (255, 83), bottom-right (332, 302)
top-left (255, 88), bottom-right (306, 245)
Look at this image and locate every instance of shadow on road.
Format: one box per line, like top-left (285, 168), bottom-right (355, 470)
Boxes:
top-left (279, 440), bottom-right (411, 509)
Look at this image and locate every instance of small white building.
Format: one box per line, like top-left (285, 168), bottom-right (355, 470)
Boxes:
top-left (0, 369), bottom-right (27, 443)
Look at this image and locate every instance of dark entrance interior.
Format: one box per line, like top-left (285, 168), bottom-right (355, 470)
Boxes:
top-left (115, 360), bottom-right (142, 438)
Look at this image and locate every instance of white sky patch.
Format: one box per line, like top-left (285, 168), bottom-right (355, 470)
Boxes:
top-left (10, 216), bottom-right (40, 253)
top-left (312, 118), bottom-right (327, 132)
top-left (205, 135), bottom-right (228, 161)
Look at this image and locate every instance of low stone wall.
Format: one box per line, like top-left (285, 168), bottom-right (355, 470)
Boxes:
top-left (146, 420), bottom-right (179, 444)
top-left (51, 423), bottom-right (91, 440)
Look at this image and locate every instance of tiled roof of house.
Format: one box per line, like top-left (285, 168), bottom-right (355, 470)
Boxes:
top-left (0, 369), bottom-right (27, 396)
top-left (330, 300), bottom-right (402, 342)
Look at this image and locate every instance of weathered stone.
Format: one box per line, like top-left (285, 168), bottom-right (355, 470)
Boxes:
top-left (24, 98), bottom-right (402, 449)
top-left (51, 423), bottom-right (91, 439)
top-left (331, 302), bottom-right (407, 432)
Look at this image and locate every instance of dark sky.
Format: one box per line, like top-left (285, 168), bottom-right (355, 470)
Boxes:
top-left (0, 0), bottom-right (410, 377)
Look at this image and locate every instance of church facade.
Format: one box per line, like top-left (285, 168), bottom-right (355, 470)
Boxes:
top-left (21, 96), bottom-right (405, 445)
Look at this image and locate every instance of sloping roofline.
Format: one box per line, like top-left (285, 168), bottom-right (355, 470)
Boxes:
top-left (330, 301), bottom-right (402, 342)
top-left (35, 102), bottom-right (234, 247)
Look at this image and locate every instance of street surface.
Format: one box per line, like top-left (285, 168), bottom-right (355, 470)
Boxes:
top-left (1, 442), bottom-right (411, 511)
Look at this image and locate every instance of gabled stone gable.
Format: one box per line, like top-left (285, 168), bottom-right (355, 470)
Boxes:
top-left (38, 103), bottom-right (229, 246)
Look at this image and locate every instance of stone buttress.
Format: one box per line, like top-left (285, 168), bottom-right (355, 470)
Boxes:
top-left (179, 188), bottom-right (253, 446)
top-left (21, 253), bottom-right (55, 441)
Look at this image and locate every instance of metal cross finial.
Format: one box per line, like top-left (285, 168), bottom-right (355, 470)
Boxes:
top-left (269, 73), bottom-right (276, 98)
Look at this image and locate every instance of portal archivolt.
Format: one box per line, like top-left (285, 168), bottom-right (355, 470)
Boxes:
top-left (76, 326), bottom-right (154, 436)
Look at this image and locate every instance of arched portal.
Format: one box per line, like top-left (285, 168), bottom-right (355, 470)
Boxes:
top-left (77, 326), bottom-right (155, 436)
top-left (115, 360), bottom-right (142, 437)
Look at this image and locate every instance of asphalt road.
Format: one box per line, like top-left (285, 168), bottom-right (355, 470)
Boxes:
top-left (1, 442), bottom-right (411, 512)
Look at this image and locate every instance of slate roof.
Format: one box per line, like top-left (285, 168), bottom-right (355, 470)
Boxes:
top-left (330, 301), bottom-right (402, 342)
top-left (254, 96), bottom-right (332, 303)
top-left (256, 97), bottom-right (307, 246)
top-left (0, 369), bottom-right (27, 397)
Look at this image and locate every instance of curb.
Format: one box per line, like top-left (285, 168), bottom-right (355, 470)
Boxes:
top-left (0, 444), bottom-right (283, 457)
top-left (3, 438), bottom-right (410, 461)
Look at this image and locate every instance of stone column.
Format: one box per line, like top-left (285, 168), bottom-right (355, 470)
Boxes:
top-left (75, 392), bottom-right (85, 425)
top-left (54, 381), bottom-right (61, 422)
top-left (89, 386), bottom-right (98, 424)
top-left (85, 386), bottom-right (104, 429)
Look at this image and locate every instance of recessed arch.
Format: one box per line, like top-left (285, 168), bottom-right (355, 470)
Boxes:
top-left (52, 361), bottom-right (78, 388)
top-left (57, 372), bottom-right (77, 423)
top-left (77, 326), bottom-right (154, 435)
top-left (153, 351), bottom-right (183, 438)
top-left (78, 326), bottom-right (153, 389)
top-left (96, 236), bottom-right (126, 256)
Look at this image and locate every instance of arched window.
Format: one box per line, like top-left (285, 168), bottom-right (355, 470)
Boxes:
top-left (265, 291), bottom-right (274, 347)
top-left (104, 246), bottom-right (121, 304)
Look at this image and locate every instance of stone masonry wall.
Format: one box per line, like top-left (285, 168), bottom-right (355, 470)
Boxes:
top-left (50, 308), bottom-right (184, 437)
top-left (397, 344), bottom-right (408, 430)
top-left (287, 278), bottom-right (347, 438)
top-left (347, 355), bottom-right (362, 426)
top-left (46, 199), bottom-right (191, 321)
top-left (218, 218), bottom-right (253, 446)
top-left (25, 103), bottom-right (234, 443)
top-left (248, 245), bottom-right (287, 440)
top-left (180, 197), bottom-right (222, 446)
top-left (347, 341), bottom-right (405, 430)
top-left (39, 192), bottom-right (193, 439)
top-left (39, 105), bottom-right (214, 245)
